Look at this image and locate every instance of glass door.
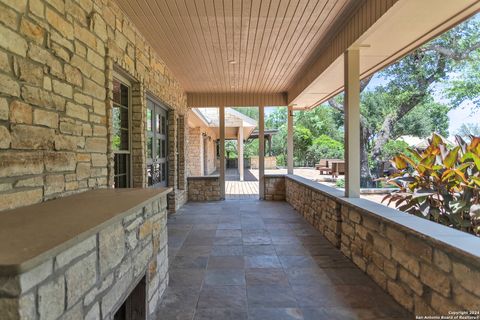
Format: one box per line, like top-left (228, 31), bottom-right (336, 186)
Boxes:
top-left (146, 98), bottom-right (168, 187)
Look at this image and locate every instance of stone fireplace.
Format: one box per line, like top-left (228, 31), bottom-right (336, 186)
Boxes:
top-left (0, 188), bottom-right (170, 319)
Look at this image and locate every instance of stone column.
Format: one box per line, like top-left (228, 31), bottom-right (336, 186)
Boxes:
top-left (177, 115), bottom-right (186, 189)
top-left (287, 105), bottom-right (294, 174)
top-left (344, 49), bottom-right (361, 198)
top-left (259, 106), bottom-right (265, 199)
top-left (131, 82), bottom-right (147, 188)
top-left (238, 124), bottom-right (244, 181)
top-left (219, 107), bottom-right (225, 199)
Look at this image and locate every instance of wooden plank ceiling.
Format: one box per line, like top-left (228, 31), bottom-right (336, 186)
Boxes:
top-left (115, 0), bottom-right (357, 93)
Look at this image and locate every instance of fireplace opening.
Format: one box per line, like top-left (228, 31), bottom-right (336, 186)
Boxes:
top-left (113, 276), bottom-right (147, 320)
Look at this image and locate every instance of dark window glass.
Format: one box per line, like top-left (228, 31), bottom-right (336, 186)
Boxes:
top-left (161, 116), bottom-right (166, 135)
top-left (147, 137), bottom-right (153, 158)
top-left (156, 139), bottom-right (161, 158)
top-left (113, 78), bottom-right (130, 188)
top-left (114, 154), bottom-right (129, 188)
top-left (113, 81), bottom-right (121, 104)
top-left (147, 109), bottom-right (152, 131)
top-left (161, 140), bottom-right (166, 158)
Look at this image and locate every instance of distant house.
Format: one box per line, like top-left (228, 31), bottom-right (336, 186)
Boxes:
top-left (187, 108), bottom-right (257, 179)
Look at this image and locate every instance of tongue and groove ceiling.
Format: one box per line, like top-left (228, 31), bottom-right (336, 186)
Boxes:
top-left (115, 0), bottom-right (355, 93)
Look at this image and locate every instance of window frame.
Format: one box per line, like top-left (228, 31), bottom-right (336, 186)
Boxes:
top-left (112, 71), bottom-right (133, 188)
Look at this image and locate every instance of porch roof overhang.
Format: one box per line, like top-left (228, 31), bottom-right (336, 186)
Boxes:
top-left (116, 0), bottom-right (480, 109)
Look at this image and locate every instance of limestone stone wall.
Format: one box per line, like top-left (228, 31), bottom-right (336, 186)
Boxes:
top-left (251, 156), bottom-right (277, 169)
top-left (187, 127), bottom-right (201, 176)
top-left (281, 175), bottom-right (480, 316)
top-left (0, 195), bottom-right (168, 320)
top-left (0, 0), bottom-right (187, 211)
top-left (188, 176), bottom-right (221, 201)
top-left (187, 126), bottom-right (217, 177)
top-left (264, 174), bottom-right (286, 201)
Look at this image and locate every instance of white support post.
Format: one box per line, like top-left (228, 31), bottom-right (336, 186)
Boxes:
top-left (238, 125), bottom-right (244, 181)
top-left (287, 105), bottom-right (294, 174)
top-left (344, 49), bottom-right (361, 198)
top-left (259, 106), bottom-right (265, 200)
top-left (219, 106), bottom-right (226, 199)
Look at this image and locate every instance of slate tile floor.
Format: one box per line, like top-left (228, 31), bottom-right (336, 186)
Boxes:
top-left (156, 201), bottom-right (412, 320)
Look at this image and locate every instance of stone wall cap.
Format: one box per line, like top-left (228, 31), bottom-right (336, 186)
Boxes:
top-left (188, 175), bottom-right (220, 180)
top-left (286, 174), bottom-right (480, 262)
top-left (0, 188), bottom-right (171, 276)
top-left (264, 174), bottom-right (287, 178)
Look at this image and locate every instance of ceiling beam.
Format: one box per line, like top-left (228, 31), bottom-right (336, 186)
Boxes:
top-left (187, 92), bottom-right (288, 108)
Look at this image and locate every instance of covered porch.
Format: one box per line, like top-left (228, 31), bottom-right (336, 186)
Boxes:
top-left (0, 0), bottom-right (479, 319)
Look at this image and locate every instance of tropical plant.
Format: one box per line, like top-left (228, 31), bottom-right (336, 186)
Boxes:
top-left (383, 133), bottom-right (480, 235)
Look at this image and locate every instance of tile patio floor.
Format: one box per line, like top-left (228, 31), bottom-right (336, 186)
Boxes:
top-left (156, 200), bottom-right (411, 320)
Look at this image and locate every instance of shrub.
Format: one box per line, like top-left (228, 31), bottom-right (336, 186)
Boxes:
top-left (383, 133), bottom-right (480, 236)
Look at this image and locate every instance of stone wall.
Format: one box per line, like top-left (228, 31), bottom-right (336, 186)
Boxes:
top-left (264, 174), bottom-right (286, 201)
top-left (0, 195), bottom-right (168, 319)
top-left (274, 175), bottom-right (480, 316)
top-left (188, 176), bottom-right (221, 201)
top-left (187, 127), bottom-right (201, 176)
top-left (251, 156), bottom-right (277, 169)
top-left (0, 0), bottom-right (187, 211)
top-left (186, 126), bottom-right (217, 177)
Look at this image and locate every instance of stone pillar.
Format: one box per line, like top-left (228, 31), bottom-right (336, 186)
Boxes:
top-left (219, 107), bottom-right (225, 199)
top-left (131, 82), bottom-right (147, 188)
top-left (167, 110), bottom-right (177, 189)
top-left (167, 110), bottom-right (178, 212)
top-left (177, 115), bottom-right (186, 189)
top-left (238, 125), bottom-right (244, 181)
top-left (287, 105), bottom-right (294, 174)
top-left (259, 106), bottom-right (265, 199)
top-left (344, 49), bottom-right (361, 198)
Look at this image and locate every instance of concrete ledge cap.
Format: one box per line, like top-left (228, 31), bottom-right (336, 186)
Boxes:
top-left (0, 188), bottom-right (171, 276)
top-left (188, 175), bottom-right (220, 180)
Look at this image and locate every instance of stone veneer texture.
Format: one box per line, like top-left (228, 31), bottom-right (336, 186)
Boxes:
top-left (0, 0), bottom-right (188, 211)
top-left (267, 175), bottom-right (480, 316)
top-left (188, 176), bottom-right (221, 201)
top-left (0, 196), bottom-right (168, 319)
top-left (264, 175), bottom-right (286, 201)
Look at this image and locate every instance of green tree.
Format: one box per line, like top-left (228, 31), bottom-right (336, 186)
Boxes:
top-left (327, 15), bottom-right (480, 186)
top-left (305, 135), bottom-right (344, 166)
top-left (293, 126), bottom-right (313, 166)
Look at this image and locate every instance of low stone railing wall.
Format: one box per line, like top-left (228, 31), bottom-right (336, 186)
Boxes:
top-left (264, 174), bottom-right (286, 201)
top-left (250, 156), bottom-right (277, 169)
top-left (0, 189), bottom-right (170, 319)
top-left (188, 176), bottom-right (221, 201)
top-left (267, 174), bottom-right (480, 316)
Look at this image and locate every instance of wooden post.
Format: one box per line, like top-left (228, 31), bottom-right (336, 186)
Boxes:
top-left (259, 106), bottom-right (265, 199)
top-left (238, 124), bottom-right (244, 181)
top-left (287, 105), bottom-right (294, 174)
top-left (344, 49), bottom-right (361, 198)
top-left (219, 106), bottom-right (226, 199)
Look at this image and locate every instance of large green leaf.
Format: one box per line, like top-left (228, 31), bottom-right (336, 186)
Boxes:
top-left (443, 146), bottom-right (460, 168)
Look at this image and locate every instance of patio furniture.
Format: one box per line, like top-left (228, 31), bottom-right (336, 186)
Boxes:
top-left (331, 160), bottom-right (346, 178)
top-left (316, 159), bottom-right (332, 175)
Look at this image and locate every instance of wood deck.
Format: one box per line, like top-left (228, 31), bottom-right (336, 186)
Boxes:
top-left (225, 181), bottom-right (259, 200)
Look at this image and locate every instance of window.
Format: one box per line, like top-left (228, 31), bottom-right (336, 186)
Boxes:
top-left (146, 98), bottom-right (168, 187)
top-left (112, 76), bottom-right (131, 188)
